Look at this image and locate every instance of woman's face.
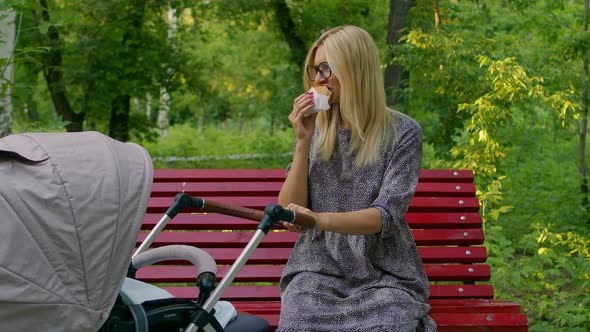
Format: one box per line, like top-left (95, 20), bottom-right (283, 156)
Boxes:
top-left (313, 45), bottom-right (340, 105)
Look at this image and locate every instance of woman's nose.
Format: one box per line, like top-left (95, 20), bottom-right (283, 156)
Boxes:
top-left (315, 71), bottom-right (327, 83)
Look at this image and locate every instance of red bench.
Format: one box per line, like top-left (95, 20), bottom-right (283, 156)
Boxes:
top-left (137, 169), bottom-right (528, 331)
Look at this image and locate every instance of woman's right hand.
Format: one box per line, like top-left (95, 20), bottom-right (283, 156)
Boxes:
top-left (289, 91), bottom-right (317, 142)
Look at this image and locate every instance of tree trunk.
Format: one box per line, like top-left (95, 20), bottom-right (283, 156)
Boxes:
top-left (80, 52), bottom-right (97, 126)
top-left (38, 0), bottom-right (84, 132)
top-left (0, 8), bottom-right (16, 137)
top-left (26, 94), bottom-right (40, 123)
top-left (580, 0), bottom-right (589, 208)
top-left (109, 95), bottom-right (130, 141)
top-left (434, 0), bottom-right (441, 30)
top-left (158, 87), bottom-right (170, 138)
top-left (384, 0), bottom-right (415, 107)
top-left (272, 0), bottom-right (306, 66)
top-left (157, 3), bottom-right (177, 138)
top-left (146, 93), bottom-right (152, 121)
top-left (109, 0), bottom-right (145, 141)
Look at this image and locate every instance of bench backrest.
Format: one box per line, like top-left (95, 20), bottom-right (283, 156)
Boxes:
top-left (137, 169), bottom-right (493, 302)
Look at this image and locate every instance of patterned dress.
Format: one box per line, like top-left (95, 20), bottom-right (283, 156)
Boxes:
top-left (277, 112), bottom-right (437, 332)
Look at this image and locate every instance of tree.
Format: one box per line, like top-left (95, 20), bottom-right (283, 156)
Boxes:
top-left (13, 0), bottom-right (205, 140)
top-left (271, 0), bottom-right (306, 67)
top-left (107, 0), bottom-right (146, 141)
top-left (384, 0), bottom-right (414, 107)
top-left (0, 7), bottom-right (16, 137)
top-left (156, 2), bottom-right (178, 138)
top-left (580, 0), bottom-right (589, 207)
top-left (504, 0), bottom-right (588, 208)
top-left (33, 0), bottom-right (83, 132)
top-left (395, 1), bottom-right (487, 153)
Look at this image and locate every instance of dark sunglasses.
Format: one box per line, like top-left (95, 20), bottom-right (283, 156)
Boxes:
top-left (306, 62), bottom-right (332, 81)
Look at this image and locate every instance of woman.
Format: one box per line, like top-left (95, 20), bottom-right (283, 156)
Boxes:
top-left (277, 25), bottom-right (437, 331)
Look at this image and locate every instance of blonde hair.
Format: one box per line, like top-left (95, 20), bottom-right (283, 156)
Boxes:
top-left (304, 25), bottom-right (397, 167)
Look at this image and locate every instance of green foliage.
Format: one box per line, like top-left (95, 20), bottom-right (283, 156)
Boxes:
top-left (139, 121), bottom-right (294, 169)
top-left (394, 2), bottom-right (590, 330)
top-left (486, 224), bottom-right (590, 331)
top-left (451, 56), bottom-right (546, 184)
top-left (10, 0), bottom-right (209, 135)
top-left (288, 0), bottom-right (389, 47)
top-left (397, 27), bottom-right (487, 153)
top-left (488, 109), bottom-right (590, 330)
top-left (498, 111), bottom-right (586, 236)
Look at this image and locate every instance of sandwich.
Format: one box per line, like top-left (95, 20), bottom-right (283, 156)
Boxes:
top-left (314, 86), bottom-right (332, 102)
top-left (307, 86), bottom-right (332, 114)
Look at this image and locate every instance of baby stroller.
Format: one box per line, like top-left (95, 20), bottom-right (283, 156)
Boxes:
top-left (0, 131), bottom-right (306, 332)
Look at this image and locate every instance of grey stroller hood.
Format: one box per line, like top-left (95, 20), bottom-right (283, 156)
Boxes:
top-left (0, 131), bottom-right (153, 332)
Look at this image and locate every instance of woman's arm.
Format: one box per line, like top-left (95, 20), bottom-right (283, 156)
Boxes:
top-left (317, 208), bottom-right (382, 235)
top-left (278, 91), bottom-right (317, 207)
top-left (285, 203), bottom-right (382, 235)
top-left (278, 142), bottom-right (311, 207)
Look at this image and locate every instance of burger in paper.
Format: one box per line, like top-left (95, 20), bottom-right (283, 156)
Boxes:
top-left (307, 86), bottom-right (332, 115)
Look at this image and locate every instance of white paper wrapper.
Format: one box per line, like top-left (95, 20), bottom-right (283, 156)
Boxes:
top-left (308, 87), bottom-right (331, 114)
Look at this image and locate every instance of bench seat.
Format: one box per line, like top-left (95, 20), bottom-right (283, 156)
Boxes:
top-left (137, 169), bottom-right (528, 331)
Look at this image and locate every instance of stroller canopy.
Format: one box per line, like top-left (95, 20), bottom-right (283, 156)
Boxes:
top-left (0, 131), bottom-right (153, 332)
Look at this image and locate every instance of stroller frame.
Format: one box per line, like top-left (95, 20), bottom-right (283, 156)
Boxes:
top-left (122, 193), bottom-right (314, 332)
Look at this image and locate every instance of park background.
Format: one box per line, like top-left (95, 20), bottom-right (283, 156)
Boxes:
top-left (1, 1), bottom-right (588, 330)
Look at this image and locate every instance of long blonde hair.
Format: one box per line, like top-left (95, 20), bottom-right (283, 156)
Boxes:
top-left (303, 25), bottom-right (397, 167)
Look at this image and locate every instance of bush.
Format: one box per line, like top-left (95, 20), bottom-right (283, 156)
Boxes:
top-left (486, 224), bottom-right (590, 331)
top-left (139, 122), bottom-right (294, 169)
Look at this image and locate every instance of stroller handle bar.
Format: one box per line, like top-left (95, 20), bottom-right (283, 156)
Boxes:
top-left (170, 193), bottom-right (316, 229)
top-left (131, 244), bottom-right (217, 275)
top-left (131, 244), bottom-right (218, 307)
top-left (202, 199), bottom-right (316, 229)
top-left (134, 194), bottom-right (316, 259)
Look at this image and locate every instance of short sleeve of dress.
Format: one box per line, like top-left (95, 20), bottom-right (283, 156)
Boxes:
top-left (370, 117), bottom-right (423, 238)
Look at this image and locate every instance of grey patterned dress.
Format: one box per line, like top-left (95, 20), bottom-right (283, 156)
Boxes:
top-left (277, 112), bottom-right (437, 332)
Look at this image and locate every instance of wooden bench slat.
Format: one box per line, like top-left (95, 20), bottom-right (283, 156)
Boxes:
top-left (153, 169), bottom-right (287, 182)
top-left (405, 212), bottom-right (482, 229)
top-left (161, 284), bottom-right (494, 301)
top-left (142, 211), bottom-right (483, 230)
top-left (145, 246), bottom-right (487, 265)
top-left (136, 229), bottom-right (484, 247)
top-left (417, 182), bottom-right (477, 197)
top-left (231, 299), bottom-right (523, 314)
top-left (431, 313), bottom-right (529, 332)
top-left (136, 264), bottom-right (490, 283)
top-left (427, 300), bottom-right (523, 314)
top-left (412, 228), bottom-right (485, 245)
top-left (150, 182), bottom-right (283, 197)
top-left (428, 284), bottom-right (494, 299)
top-left (149, 182), bottom-right (477, 198)
top-left (146, 196), bottom-right (480, 213)
top-left (228, 312), bottom-right (527, 332)
top-left (409, 197), bottom-right (480, 212)
top-left (152, 169), bottom-right (475, 183)
top-left (418, 246), bottom-right (487, 263)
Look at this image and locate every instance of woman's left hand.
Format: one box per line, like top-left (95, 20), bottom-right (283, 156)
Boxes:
top-left (280, 203), bottom-right (319, 233)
